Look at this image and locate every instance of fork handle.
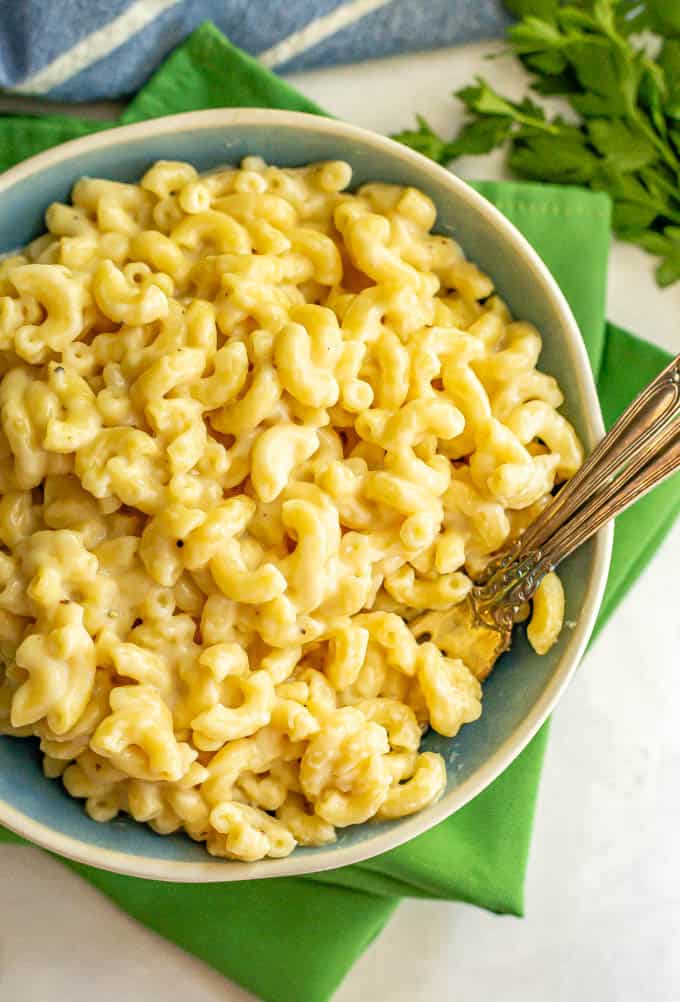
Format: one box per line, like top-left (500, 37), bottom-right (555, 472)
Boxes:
top-left (515, 352), bottom-right (680, 560)
top-left (474, 352), bottom-right (680, 621)
top-left (539, 422), bottom-right (680, 568)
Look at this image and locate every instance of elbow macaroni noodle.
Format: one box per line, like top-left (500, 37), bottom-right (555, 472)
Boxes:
top-left (0, 157), bottom-right (583, 861)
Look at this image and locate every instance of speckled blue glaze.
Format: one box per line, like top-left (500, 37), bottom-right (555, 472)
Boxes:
top-left (0, 112), bottom-right (611, 880)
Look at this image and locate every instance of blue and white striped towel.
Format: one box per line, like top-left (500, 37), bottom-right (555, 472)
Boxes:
top-left (0, 0), bottom-right (510, 101)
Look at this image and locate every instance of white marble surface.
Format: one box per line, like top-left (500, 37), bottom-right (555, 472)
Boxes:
top-left (1, 41), bottom-right (679, 1002)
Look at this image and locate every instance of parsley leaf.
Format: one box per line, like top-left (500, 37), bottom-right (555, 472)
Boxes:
top-left (448, 116), bottom-right (515, 157)
top-left (634, 224), bottom-right (680, 287)
top-left (509, 15), bottom-right (566, 53)
top-left (510, 126), bottom-right (599, 183)
top-left (390, 115), bottom-right (457, 166)
top-left (566, 40), bottom-right (632, 116)
top-left (587, 119), bottom-right (658, 171)
top-left (457, 79), bottom-right (558, 131)
top-left (391, 110), bottom-right (515, 166)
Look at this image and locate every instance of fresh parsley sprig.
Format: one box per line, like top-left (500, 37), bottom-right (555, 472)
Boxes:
top-left (391, 0), bottom-right (680, 287)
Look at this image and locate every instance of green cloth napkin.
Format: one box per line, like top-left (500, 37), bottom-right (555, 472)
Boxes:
top-left (1, 23), bottom-right (678, 1002)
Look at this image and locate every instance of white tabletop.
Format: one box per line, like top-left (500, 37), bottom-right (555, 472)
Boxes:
top-left (1, 41), bottom-right (679, 1002)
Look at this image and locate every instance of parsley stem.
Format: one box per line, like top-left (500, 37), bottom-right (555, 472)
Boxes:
top-left (511, 113), bottom-right (559, 135)
top-left (633, 111), bottom-right (680, 172)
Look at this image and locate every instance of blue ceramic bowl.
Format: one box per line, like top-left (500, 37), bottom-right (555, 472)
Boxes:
top-left (0, 109), bottom-right (612, 881)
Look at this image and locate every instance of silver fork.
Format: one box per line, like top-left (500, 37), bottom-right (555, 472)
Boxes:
top-left (412, 351), bottom-right (680, 676)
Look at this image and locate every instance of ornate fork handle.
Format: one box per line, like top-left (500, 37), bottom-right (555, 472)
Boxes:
top-left (474, 352), bottom-right (680, 628)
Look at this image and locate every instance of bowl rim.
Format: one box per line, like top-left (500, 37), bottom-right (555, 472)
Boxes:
top-left (0, 107), bottom-right (613, 882)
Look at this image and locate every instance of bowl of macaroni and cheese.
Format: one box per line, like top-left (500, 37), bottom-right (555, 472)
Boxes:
top-left (0, 110), bottom-right (612, 880)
